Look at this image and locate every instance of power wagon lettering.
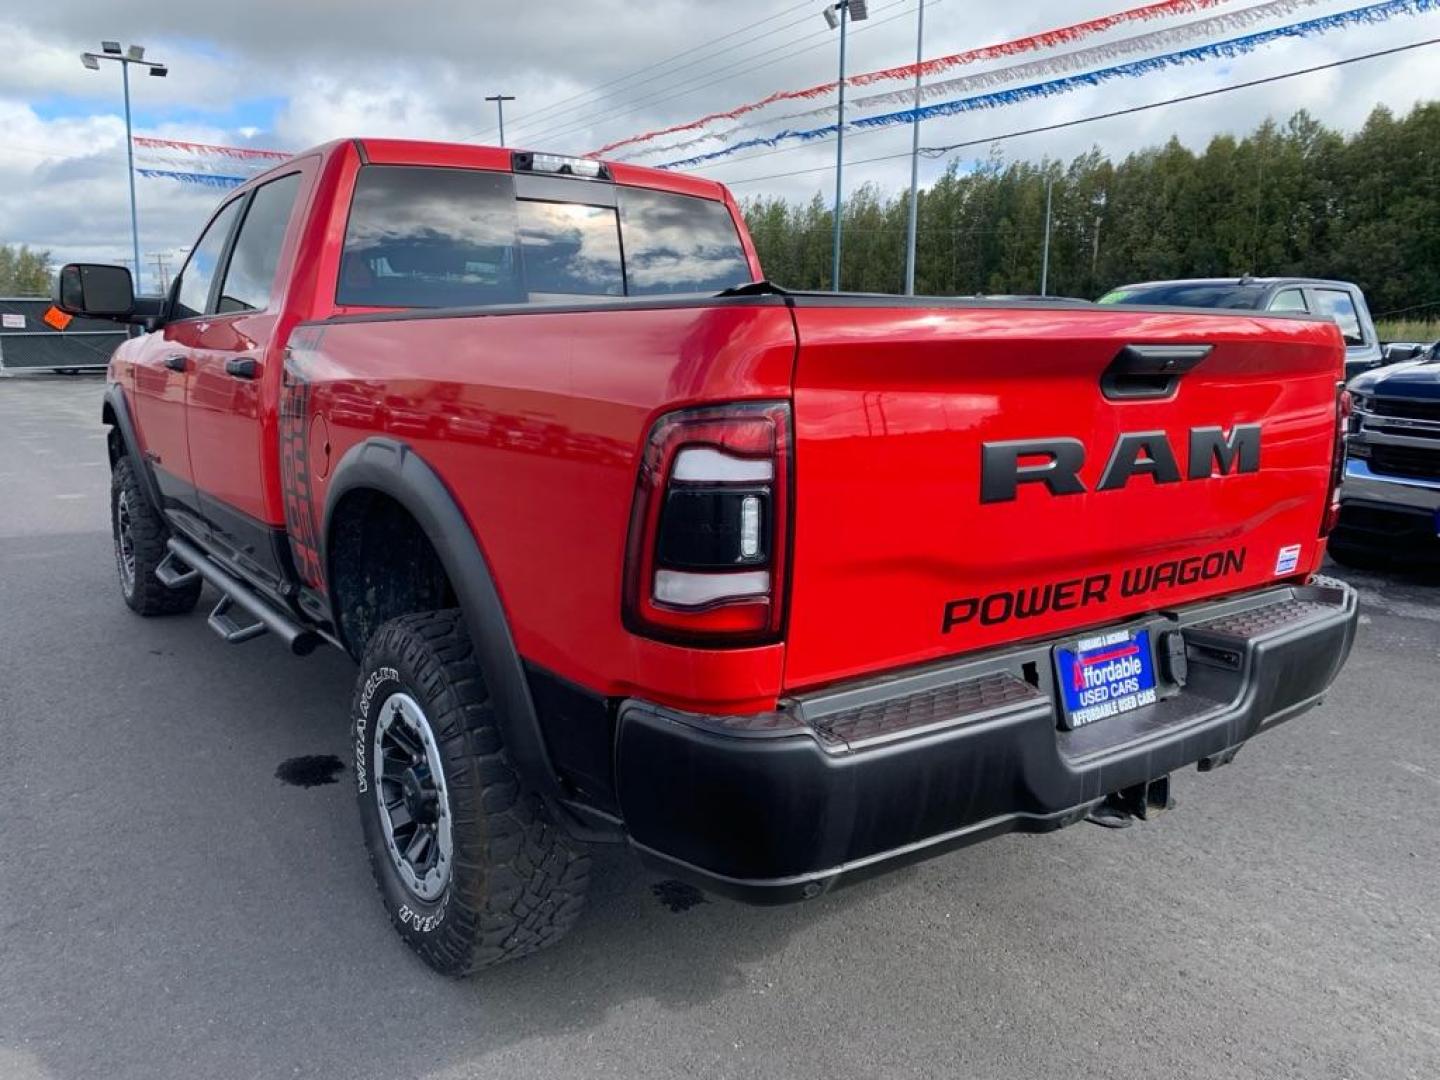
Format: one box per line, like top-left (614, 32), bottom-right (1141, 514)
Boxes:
top-left (980, 424), bottom-right (1262, 503)
top-left (943, 547), bottom-right (1247, 632)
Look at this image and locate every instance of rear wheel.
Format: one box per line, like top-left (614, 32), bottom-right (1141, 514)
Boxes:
top-left (353, 610), bottom-right (590, 976)
top-left (110, 457), bottom-right (202, 615)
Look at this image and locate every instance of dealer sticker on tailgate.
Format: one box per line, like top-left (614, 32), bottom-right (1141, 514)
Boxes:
top-left (1054, 628), bottom-right (1158, 730)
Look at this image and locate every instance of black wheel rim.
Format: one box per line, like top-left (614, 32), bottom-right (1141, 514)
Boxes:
top-left (373, 691), bottom-right (453, 901)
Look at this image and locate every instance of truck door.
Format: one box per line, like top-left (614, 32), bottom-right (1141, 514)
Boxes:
top-left (186, 171), bottom-right (305, 592)
top-left (131, 196), bottom-right (244, 517)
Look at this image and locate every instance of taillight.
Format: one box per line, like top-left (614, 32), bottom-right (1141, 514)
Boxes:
top-left (1321, 386), bottom-right (1352, 537)
top-left (624, 402), bottom-right (791, 645)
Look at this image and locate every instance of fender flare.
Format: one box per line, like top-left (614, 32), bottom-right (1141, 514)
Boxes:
top-left (322, 437), bottom-right (565, 809)
top-left (101, 383), bottom-right (164, 512)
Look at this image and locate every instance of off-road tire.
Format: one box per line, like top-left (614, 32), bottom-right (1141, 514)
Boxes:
top-left (353, 609), bottom-right (591, 976)
top-left (110, 456), bottom-right (202, 615)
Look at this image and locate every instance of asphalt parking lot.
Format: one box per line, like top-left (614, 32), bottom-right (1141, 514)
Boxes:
top-left (1, 374), bottom-right (1437, 1080)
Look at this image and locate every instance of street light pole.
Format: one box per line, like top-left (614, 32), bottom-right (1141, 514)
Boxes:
top-left (903, 0), bottom-right (925, 296)
top-left (485, 94), bottom-right (516, 147)
top-left (121, 60), bottom-right (140, 295)
top-left (824, 0), bottom-right (868, 293)
top-left (82, 43), bottom-right (168, 295)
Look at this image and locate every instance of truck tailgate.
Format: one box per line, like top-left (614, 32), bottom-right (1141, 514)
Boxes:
top-left (784, 302), bottom-right (1344, 691)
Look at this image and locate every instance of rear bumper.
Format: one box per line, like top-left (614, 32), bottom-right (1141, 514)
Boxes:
top-left (616, 578), bottom-right (1358, 903)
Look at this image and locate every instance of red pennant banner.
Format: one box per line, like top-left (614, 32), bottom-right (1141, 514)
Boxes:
top-left (131, 136), bottom-right (290, 161)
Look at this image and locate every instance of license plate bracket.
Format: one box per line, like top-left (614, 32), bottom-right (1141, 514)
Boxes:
top-left (1054, 627), bottom-right (1159, 730)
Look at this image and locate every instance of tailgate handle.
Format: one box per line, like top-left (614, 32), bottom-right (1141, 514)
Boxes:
top-left (1102, 344), bottom-right (1213, 401)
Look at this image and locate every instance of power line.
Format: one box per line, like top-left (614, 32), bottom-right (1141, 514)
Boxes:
top-left (1374, 296), bottom-right (1440, 317)
top-left (516, 11), bottom-right (872, 147)
top-left (713, 34), bottom-right (1440, 186)
top-left (471, 0), bottom-right (816, 142)
top-left (505, 2), bottom-right (826, 143)
top-left (504, 4), bottom-right (825, 144)
top-left (521, 0), bottom-right (919, 149)
top-left (923, 36), bottom-right (1440, 158)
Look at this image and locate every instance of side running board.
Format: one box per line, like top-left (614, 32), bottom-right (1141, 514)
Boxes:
top-left (165, 536), bottom-right (320, 656)
top-left (154, 550), bottom-right (201, 590)
top-left (208, 595), bottom-right (270, 645)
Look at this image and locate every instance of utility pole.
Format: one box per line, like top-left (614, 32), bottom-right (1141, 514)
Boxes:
top-left (903, 0), bottom-right (925, 296)
top-left (147, 252), bottom-right (170, 294)
top-left (82, 43), bottom-right (168, 295)
top-left (485, 94), bottom-right (516, 147)
top-left (823, 0), bottom-right (868, 292)
top-left (1040, 177), bottom-right (1054, 297)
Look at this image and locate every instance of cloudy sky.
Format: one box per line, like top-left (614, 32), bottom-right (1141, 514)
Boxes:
top-left (2, 0), bottom-right (1438, 292)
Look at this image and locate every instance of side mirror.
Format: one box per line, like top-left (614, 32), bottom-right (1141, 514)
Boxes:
top-left (54, 263), bottom-right (135, 320)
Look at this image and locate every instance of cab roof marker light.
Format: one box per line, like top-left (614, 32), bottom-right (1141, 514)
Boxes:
top-left (512, 151), bottom-right (609, 180)
top-left (672, 446), bottom-right (773, 483)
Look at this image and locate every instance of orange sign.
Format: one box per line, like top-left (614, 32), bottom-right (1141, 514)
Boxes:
top-left (43, 306), bottom-right (73, 332)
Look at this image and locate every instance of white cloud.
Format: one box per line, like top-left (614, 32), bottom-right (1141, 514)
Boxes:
top-left (0, 0), bottom-right (1437, 289)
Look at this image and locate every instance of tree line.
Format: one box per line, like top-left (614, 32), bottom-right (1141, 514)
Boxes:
top-left (0, 244), bottom-right (53, 297)
top-left (740, 102), bottom-right (1440, 319)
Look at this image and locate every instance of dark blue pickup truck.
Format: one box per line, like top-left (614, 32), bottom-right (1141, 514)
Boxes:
top-left (1332, 345), bottom-right (1440, 565)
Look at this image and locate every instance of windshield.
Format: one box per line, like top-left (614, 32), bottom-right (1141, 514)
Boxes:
top-left (1097, 283), bottom-right (1268, 309)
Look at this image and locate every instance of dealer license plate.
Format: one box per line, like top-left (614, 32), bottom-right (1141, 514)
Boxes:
top-left (1054, 628), bottom-right (1158, 730)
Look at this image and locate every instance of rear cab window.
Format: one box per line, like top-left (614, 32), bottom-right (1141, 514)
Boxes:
top-left (1096, 284), bottom-right (1267, 309)
top-left (1267, 288), bottom-right (1309, 313)
top-left (516, 199), bottom-right (624, 301)
top-left (337, 164), bottom-right (751, 309)
top-left (1314, 288), bottom-right (1367, 347)
top-left (618, 187), bottom-right (750, 296)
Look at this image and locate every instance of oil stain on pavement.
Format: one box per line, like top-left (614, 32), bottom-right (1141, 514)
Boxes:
top-left (275, 755), bottom-right (345, 788)
top-left (651, 880), bottom-right (709, 913)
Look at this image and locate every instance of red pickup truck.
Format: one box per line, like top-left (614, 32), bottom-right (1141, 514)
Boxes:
top-left (58, 138), bottom-right (1359, 977)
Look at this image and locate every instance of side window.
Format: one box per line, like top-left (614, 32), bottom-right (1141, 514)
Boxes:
top-left (216, 173), bottom-right (302, 314)
top-left (1268, 288), bottom-right (1309, 313)
top-left (173, 198), bottom-right (244, 319)
top-left (338, 166), bottom-right (522, 308)
top-left (515, 200), bottom-right (624, 301)
top-left (1316, 289), bottom-right (1366, 347)
top-left (618, 187), bottom-right (751, 295)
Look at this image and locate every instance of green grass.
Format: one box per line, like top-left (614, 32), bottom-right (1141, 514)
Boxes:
top-left (1376, 319), bottom-right (1440, 343)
